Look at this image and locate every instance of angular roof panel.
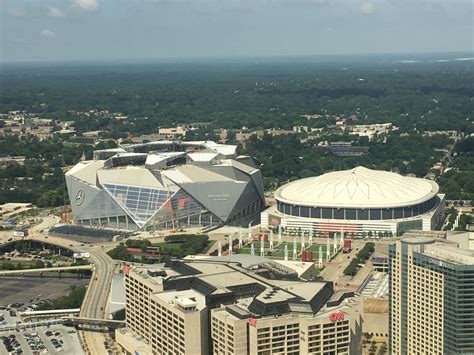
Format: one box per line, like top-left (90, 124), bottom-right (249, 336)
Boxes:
top-left (97, 167), bottom-right (165, 189)
top-left (65, 160), bottom-right (104, 186)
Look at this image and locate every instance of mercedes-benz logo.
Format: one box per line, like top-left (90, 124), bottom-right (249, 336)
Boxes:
top-left (75, 189), bottom-right (85, 206)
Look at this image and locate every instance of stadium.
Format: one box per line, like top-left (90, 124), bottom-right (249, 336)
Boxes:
top-left (261, 167), bottom-right (446, 236)
top-left (65, 141), bottom-right (265, 231)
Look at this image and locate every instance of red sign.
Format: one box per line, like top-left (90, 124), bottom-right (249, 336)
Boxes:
top-left (123, 264), bottom-right (131, 274)
top-left (329, 311), bottom-right (345, 322)
top-left (177, 198), bottom-right (187, 209)
top-left (248, 317), bottom-right (257, 327)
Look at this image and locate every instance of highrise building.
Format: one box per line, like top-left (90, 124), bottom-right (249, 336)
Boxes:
top-left (118, 255), bottom-right (363, 355)
top-left (389, 236), bottom-right (474, 354)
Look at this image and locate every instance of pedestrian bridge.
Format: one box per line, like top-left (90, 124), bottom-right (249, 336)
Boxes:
top-left (63, 317), bottom-right (125, 328)
top-left (0, 316), bottom-right (125, 333)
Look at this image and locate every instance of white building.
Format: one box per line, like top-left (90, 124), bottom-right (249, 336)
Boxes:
top-left (261, 167), bottom-right (445, 236)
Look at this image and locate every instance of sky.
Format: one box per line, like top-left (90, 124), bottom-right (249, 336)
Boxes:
top-left (1, 0), bottom-right (473, 63)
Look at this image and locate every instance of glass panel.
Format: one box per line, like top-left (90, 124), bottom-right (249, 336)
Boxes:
top-left (382, 209), bottom-right (392, 220)
top-left (311, 208), bottom-right (321, 218)
top-left (369, 209), bottom-right (381, 220)
top-left (103, 183), bottom-right (172, 226)
top-left (345, 209), bottom-right (356, 220)
top-left (334, 209), bottom-right (344, 219)
top-left (300, 207), bottom-right (309, 218)
top-left (147, 189), bottom-right (222, 229)
top-left (321, 208), bottom-right (332, 219)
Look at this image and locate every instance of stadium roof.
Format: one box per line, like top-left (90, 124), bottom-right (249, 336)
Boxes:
top-left (275, 166), bottom-right (439, 208)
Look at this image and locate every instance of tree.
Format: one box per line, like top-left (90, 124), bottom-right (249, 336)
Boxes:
top-left (15, 240), bottom-right (28, 252)
top-left (378, 343), bottom-right (388, 355)
top-left (34, 260), bottom-right (45, 269)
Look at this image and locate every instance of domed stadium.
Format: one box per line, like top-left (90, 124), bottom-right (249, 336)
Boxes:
top-left (66, 140), bottom-right (265, 231)
top-left (261, 167), bottom-right (446, 236)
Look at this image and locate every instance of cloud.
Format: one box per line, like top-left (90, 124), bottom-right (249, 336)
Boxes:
top-left (360, 2), bottom-right (375, 14)
top-left (40, 29), bottom-right (56, 38)
top-left (47, 6), bottom-right (66, 18)
top-left (72, 0), bottom-right (99, 12)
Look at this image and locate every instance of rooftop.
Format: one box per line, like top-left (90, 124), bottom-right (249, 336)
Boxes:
top-left (128, 256), bottom-right (331, 317)
top-left (400, 234), bottom-right (474, 266)
top-left (424, 243), bottom-right (474, 265)
top-left (275, 166), bottom-right (439, 208)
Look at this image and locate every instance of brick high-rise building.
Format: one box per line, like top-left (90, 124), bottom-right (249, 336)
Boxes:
top-left (118, 256), bottom-right (363, 355)
top-left (389, 236), bottom-right (474, 354)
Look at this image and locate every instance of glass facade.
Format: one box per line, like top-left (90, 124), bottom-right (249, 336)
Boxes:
top-left (103, 183), bottom-right (172, 226)
top-left (276, 196), bottom-right (440, 221)
top-left (147, 189), bottom-right (222, 230)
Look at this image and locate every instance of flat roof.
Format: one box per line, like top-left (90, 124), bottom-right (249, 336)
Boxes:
top-left (154, 289), bottom-right (207, 311)
top-left (110, 273), bottom-right (126, 305)
top-left (424, 243), bottom-right (474, 265)
top-left (129, 257), bottom-right (329, 316)
top-left (401, 236), bottom-right (435, 245)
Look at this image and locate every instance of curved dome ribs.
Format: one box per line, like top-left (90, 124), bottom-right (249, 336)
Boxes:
top-left (275, 166), bottom-right (438, 209)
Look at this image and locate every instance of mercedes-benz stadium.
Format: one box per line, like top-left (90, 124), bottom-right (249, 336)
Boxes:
top-left (261, 167), bottom-right (446, 236)
top-left (65, 141), bottom-right (265, 231)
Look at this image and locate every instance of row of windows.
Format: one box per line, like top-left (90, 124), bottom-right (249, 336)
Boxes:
top-left (277, 196), bottom-right (439, 220)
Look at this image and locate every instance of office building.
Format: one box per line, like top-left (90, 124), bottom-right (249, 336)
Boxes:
top-left (389, 236), bottom-right (474, 354)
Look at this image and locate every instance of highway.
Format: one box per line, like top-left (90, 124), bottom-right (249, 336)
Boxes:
top-left (0, 215), bottom-right (116, 355)
top-left (80, 247), bottom-right (115, 318)
top-left (25, 235), bottom-right (116, 354)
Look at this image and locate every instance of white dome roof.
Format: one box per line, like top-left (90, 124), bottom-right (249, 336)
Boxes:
top-left (275, 167), bottom-right (439, 209)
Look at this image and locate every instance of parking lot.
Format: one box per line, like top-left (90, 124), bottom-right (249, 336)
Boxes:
top-left (0, 310), bottom-right (84, 355)
top-left (0, 276), bottom-right (89, 308)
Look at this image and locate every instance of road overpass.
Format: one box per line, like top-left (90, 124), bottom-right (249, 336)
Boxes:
top-left (0, 264), bottom-right (93, 275)
top-left (0, 218), bottom-right (117, 355)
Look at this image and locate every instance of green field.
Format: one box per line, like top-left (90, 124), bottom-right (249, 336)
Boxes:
top-left (236, 241), bottom-right (338, 261)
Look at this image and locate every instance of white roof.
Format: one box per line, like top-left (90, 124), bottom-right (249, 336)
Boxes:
top-left (145, 152), bottom-right (186, 167)
top-left (275, 166), bottom-right (439, 208)
top-left (187, 152), bottom-right (218, 162)
top-left (66, 160), bottom-right (104, 186)
top-left (203, 141), bottom-right (237, 157)
top-left (162, 165), bottom-right (233, 184)
top-left (97, 167), bottom-right (165, 189)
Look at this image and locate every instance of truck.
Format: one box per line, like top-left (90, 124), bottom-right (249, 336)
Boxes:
top-left (13, 229), bottom-right (28, 237)
top-left (342, 239), bottom-right (352, 253)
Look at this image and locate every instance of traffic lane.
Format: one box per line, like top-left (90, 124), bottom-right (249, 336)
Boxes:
top-left (80, 250), bottom-right (113, 319)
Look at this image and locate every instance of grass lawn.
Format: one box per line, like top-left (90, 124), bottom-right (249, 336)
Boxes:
top-left (236, 241), bottom-right (337, 260)
top-left (153, 242), bottom-right (183, 250)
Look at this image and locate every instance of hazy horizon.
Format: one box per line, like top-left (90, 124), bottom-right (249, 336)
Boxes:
top-left (1, 51), bottom-right (473, 67)
top-left (2, 0), bottom-right (473, 63)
